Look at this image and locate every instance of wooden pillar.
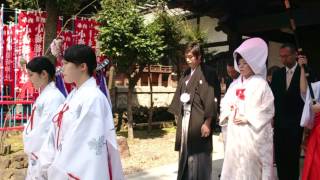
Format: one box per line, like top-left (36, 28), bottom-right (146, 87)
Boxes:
top-left (148, 73), bottom-right (152, 86)
top-left (227, 30), bottom-right (242, 52)
top-left (108, 66), bottom-right (115, 90)
top-left (196, 14), bottom-right (201, 32)
top-left (137, 77), bottom-right (141, 86)
top-left (168, 74), bottom-right (172, 87)
top-left (124, 74), bottom-right (129, 86)
top-left (158, 73), bottom-right (162, 86)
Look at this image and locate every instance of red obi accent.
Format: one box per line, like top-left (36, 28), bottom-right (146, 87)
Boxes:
top-left (106, 143), bottom-right (113, 180)
top-left (25, 106), bottom-right (37, 134)
top-left (52, 104), bottom-right (69, 150)
top-left (31, 152), bottom-right (38, 160)
top-left (67, 173), bottom-right (80, 180)
top-left (236, 88), bottom-right (246, 100)
top-left (302, 112), bottom-right (320, 180)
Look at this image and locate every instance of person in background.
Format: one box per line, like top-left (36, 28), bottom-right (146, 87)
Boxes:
top-left (225, 59), bottom-right (240, 90)
top-left (267, 65), bottom-right (281, 85)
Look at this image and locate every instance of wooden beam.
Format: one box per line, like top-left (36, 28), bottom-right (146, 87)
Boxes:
top-left (244, 30), bottom-right (295, 43)
top-left (203, 41), bottom-right (229, 48)
top-left (236, 7), bottom-right (320, 33)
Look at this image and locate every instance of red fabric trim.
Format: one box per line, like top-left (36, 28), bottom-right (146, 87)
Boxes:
top-left (52, 104), bottom-right (69, 150)
top-left (106, 143), bottom-right (113, 180)
top-left (302, 113), bottom-right (320, 180)
top-left (31, 152), bottom-right (38, 160)
top-left (67, 173), bottom-right (80, 180)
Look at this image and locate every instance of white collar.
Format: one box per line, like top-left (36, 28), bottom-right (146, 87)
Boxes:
top-left (40, 81), bottom-right (56, 94)
top-left (76, 77), bottom-right (96, 91)
top-left (190, 68), bottom-right (196, 76)
top-left (286, 63), bottom-right (298, 73)
top-left (67, 77), bottom-right (96, 100)
top-left (240, 75), bottom-right (253, 85)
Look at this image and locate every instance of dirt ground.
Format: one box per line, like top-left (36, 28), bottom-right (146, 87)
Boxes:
top-left (117, 127), bottom-right (178, 175)
top-left (1, 128), bottom-right (179, 176)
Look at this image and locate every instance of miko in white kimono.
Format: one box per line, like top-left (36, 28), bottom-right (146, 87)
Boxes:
top-left (23, 56), bottom-right (65, 180)
top-left (38, 45), bottom-right (124, 180)
top-left (220, 38), bottom-right (275, 180)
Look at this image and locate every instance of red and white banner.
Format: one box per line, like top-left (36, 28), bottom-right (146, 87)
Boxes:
top-left (0, 10), bottom-right (47, 98)
top-left (15, 11), bottom-right (47, 96)
top-left (18, 11), bottom-right (47, 63)
top-left (58, 16), bottom-right (104, 62)
top-left (1, 10), bottom-right (106, 98)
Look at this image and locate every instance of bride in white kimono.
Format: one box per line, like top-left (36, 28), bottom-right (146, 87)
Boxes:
top-left (23, 56), bottom-right (65, 180)
top-left (38, 45), bottom-right (124, 180)
top-left (220, 38), bottom-right (275, 180)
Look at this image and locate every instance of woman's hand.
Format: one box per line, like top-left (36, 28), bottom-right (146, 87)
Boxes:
top-left (311, 103), bottom-right (320, 113)
top-left (233, 115), bottom-right (248, 125)
top-left (298, 55), bottom-right (308, 67)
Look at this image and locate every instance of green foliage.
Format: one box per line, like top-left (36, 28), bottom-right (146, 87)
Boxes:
top-left (136, 0), bottom-right (167, 6)
top-left (6, 0), bottom-right (35, 9)
top-left (98, 0), bottom-right (165, 75)
top-left (153, 12), bottom-right (184, 64)
top-left (182, 23), bottom-right (207, 44)
top-left (6, 0), bottom-right (81, 14)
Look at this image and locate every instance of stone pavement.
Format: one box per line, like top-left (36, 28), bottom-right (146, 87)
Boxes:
top-left (125, 134), bottom-right (304, 180)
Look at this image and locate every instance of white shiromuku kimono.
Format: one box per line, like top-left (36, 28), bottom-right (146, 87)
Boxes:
top-left (39, 77), bottom-right (124, 180)
top-left (300, 81), bottom-right (320, 129)
top-left (220, 78), bottom-right (238, 148)
top-left (220, 38), bottom-right (275, 180)
top-left (23, 82), bottom-right (65, 180)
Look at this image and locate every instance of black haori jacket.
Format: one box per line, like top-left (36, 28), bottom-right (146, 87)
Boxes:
top-left (169, 64), bottom-right (217, 155)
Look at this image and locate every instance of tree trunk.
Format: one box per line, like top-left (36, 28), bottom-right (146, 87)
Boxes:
top-left (176, 57), bottom-right (182, 81)
top-left (126, 65), bottom-right (144, 139)
top-left (127, 79), bottom-right (134, 139)
top-left (108, 66), bottom-right (115, 90)
top-left (147, 65), bottom-right (154, 133)
top-left (45, 0), bottom-right (58, 63)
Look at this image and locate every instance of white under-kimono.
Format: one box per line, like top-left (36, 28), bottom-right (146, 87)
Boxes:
top-left (23, 82), bottom-right (65, 180)
top-left (220, 38), bottom-right (275, 180)
top-left (220, 78), bottom-right (238, 148)
top-left (38, 77), bottom-right (124, 180)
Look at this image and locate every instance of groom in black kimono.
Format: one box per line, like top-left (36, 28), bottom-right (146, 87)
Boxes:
top-left (169, 42), bottom-right (217, 180)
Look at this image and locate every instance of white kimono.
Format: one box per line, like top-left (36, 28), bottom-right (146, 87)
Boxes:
top-left (300, 81), bottom-right (320, 129)
top-left (23, 82), bottom-right (65, 180)
top-left (220, 75), bottom-right (274, 180)
top-left (220, 78), bottom-right (239, 147)
top-left (39, 77), bottom-right (124, 180)
top-left (220, 38), bottom-right (274, 180)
